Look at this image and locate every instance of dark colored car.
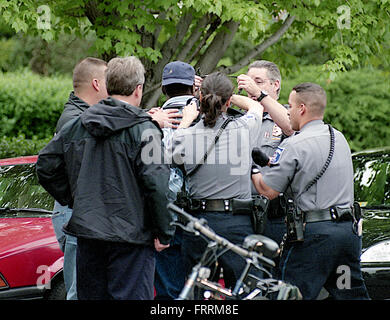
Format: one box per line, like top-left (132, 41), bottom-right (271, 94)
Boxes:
top-left (353, 147), bottom-right (390, 300)
top-left (0, 156), bottom-right (65, 300)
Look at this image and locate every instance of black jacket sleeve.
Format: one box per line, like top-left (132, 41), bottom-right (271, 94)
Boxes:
top-left (135, 123), bottom-right (175, 245)
top-left (36, 133), bottom-right (73, 207)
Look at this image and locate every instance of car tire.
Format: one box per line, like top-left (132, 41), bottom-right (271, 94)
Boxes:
top-left (45, 278), bottom-right (66, 300)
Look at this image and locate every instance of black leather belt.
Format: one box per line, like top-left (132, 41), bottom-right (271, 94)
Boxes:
top-left (188, 199), bottom-right (233, 212)
top-left (303, 207), bottom-right (353, 223)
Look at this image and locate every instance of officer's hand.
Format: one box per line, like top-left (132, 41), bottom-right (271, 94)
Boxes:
top-left (178, 101), bottom-right (199, 129)
top-left (154, 238), bottom-right (170, 252)
top-left (148, 108), bottom-right (181, 129)
top-left (147, 107), bottom-right (160, 114)
top-left (194, 75), bottom-right (203, 93)
top-left (237, 74), bottom-right (260, 100)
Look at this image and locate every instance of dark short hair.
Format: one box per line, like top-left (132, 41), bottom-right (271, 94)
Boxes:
top-left (72, 57), bottom-right (107, 91)
top-left (292, 82), bottom-right (327, 115)
top-left (106, 56), bottom-right (145, 96)
top-left (162, 83), bottom-right (193, 98)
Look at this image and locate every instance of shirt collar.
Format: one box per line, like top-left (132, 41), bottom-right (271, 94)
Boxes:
top-left (161, 95), bottom-right (194, 109)
top-left (300, 119), bottom-right (324, 132)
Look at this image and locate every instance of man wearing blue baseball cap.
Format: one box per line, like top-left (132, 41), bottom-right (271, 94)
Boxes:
top-left (162, 61), bottom-right (196, 86)
top-left (154, 61), bottom-right (200, 300)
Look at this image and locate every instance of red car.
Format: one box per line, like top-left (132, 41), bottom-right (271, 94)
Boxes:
top-left (0, 156), bottom-right (65, 300)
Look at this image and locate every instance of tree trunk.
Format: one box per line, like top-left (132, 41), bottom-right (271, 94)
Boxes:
top-left (195, 20), bottom-right (240, 75)
top-left (142, 12), bottom-right (194, 107)
top-left (218, 15), bottom-right (295, 75)
top-left (175, 14), bottom-right (210, 62)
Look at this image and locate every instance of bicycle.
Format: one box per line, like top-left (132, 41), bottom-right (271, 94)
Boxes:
top-left (167, 203), bottom-right (302, 300)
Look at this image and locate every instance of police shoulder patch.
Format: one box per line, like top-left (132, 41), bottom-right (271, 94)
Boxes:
top-left (244, 114), bottom-right (255, 121)
top-left (270, 147), bottom-right (284, 165)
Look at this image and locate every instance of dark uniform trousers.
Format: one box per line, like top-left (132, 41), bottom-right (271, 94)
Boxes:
top-left (262, 197), bottom-right (286, 279)
top-left (76, 237), bottom-right (155, 300)
top-left (181, 211), bottom-right (256, 290)
top-left (262, 197), bottom-right (286, 245)
top-left (280, 220), bottom-right (370, 300)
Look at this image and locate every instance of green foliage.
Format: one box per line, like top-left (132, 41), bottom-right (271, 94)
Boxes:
top-left (1, 0), bottom-right (388, 77)
top-left (0, 66), bottom-right (387, 158)
top-left (0, 70), bottom-right (72, 139)
top-left (0, 135), bottom-right (50, 159)
top-left (279, 65), bottom-right (390, 152)
top-left (0, 1), bottom-right (388, 156)
top-left (26, 33), bottom-right (97, 76)
top-left (0, 28), bottom-right (96, 75)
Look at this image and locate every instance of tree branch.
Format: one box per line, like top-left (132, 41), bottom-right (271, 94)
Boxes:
top-left (153, 11), bottom-right (166, 45)
top-left (143, 81), bottom-right (162, 97)
top-left (143, 11), bottom-right (194, 106)
top-left (154, 12), bottom-right (193, 70)
top-left (84, 0), bottom-right (100, 25)
top-left (139, 26), bottom-right (155, 71)
top-left (187, 15), bottom-right (221, 63)
top-left (218, 15), bottom-right (295, 75)
top-left (175, 14), bottom-right (210, 62)
top-left (195, 20), bottom-right (240, 75)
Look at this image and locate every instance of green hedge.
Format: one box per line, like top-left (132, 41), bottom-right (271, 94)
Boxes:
top-left (0, 67), bottom-right (388, 157)
top-left (279, 66), bottom-right (390, 152)
top-left (0, 69), bottom-right (72, 139)
top-left (0, 135), bottom-right (50, 159)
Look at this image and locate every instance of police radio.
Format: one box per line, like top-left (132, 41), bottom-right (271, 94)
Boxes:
top-left (285, 198), bottom-right (304, 242)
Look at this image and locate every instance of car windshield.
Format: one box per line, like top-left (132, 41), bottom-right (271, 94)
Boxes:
top-left (353, 151), bottom-right (390, 207)
top-left (0, 162), bottom-right (54, 215)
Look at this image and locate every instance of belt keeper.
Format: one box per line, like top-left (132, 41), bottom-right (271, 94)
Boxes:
top-left (224, 200), bottom-right (230, 211)
top-left (330, 207), bottom-right (338, 221)
top-left (201, 200), bottom-right (206, 211)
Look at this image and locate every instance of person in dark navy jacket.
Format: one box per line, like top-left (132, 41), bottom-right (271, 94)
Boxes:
top-left (37, 56), bottom-right (174, 300)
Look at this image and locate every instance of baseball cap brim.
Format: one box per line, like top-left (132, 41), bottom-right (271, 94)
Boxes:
top-left (162, 78), bottom-right (194, 86)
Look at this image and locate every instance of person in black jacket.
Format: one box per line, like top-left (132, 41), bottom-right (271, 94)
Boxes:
top-left (51, 57), bottom-right (108, 301)
top-left (55, 57), bottom-right (108, 134)
top-left (36, 56), bottom-right (175, 300)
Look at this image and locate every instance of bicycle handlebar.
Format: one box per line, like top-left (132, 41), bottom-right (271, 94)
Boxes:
top-left (167, 203), bottom-right (275, 268)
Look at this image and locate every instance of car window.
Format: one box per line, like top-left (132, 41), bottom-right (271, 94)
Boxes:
top-left (0, 163), bottom-right (54, 213)
top-left (353, 152), bottom-right (390, 207)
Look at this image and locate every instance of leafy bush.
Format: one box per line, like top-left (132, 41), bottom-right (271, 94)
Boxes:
top-left (0, 135), bottom-right (50, 159)
top-left (0, 69), bottom-right (72, 139)
top-left (279, 66), bottom-right (390, 152)
top-left (0, 66), bottom-right (388, 157)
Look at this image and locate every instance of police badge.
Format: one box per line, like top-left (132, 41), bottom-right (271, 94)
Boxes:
top-left (272, 124), bottom-right (282, 137)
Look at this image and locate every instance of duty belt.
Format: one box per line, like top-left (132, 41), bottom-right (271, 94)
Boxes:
top-left (188, 199), bottom-right (233, 212)
top-left (303, 207), bottom-right (354, 223)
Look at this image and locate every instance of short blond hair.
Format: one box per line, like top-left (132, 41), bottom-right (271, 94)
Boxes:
top-left (106, 56), bottom-right (145, 96)
top-left (292, 82), bottom-right (327, 116)
top-left (72, 57), bottom-right (107, 91)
